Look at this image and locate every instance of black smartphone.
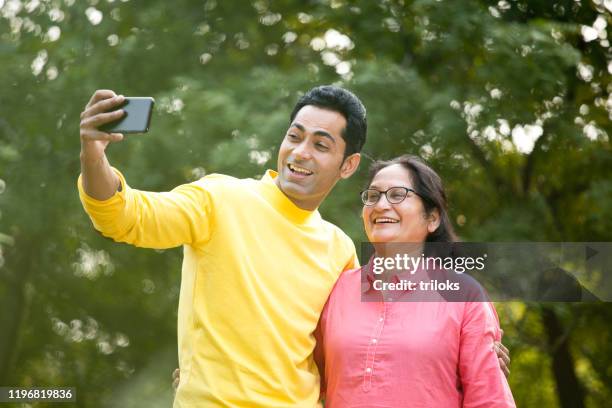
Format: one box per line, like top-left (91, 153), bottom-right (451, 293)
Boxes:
top-left (99, 97), bottom-right (155, 134)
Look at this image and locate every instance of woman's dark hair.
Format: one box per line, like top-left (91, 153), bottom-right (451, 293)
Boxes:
top-left (290, 85), bottom-right (367, 158)
top-left (366, 154), bottom-right (458, 244)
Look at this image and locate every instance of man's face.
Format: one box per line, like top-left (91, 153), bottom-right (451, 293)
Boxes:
top-left (275, 105), bottom-right (354, 210)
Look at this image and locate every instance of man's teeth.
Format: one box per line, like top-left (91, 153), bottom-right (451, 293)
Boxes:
top-left (375, 218), bottom-right (399, 224)
top-left (288, 164), bottom-right (313, 175)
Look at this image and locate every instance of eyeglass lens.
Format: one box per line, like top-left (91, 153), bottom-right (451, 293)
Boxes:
top-left (362, 187), bottom-right (409, 205)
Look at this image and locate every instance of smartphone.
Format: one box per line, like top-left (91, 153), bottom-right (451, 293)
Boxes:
top-left (100, 97), bottom-right (155, 134)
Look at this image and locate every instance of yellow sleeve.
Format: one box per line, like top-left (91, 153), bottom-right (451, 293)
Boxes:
top-left (77, 168), bottom-right (213, 249)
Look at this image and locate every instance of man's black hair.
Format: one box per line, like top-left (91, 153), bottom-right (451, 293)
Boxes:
top-left (289, 85), bottom-right (367, 158)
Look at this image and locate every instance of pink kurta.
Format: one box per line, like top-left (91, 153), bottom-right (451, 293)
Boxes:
top-left (314, 267), bottom-right (515, 408)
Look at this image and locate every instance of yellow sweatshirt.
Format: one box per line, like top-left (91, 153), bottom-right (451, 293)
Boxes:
top-left (78, 169), bottom-right (357, 407)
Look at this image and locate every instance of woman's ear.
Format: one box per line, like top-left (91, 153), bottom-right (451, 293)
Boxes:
top-left (427, 208), bottom-right (441, 233)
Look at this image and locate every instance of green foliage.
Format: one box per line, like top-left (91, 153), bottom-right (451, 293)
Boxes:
top-left (0, 0), bottom-right (610, 406)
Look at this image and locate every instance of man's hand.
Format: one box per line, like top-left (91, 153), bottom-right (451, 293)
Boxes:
top-left (172, 368), bottom-right (180, 391)
top-left (80, 90), bottom-right (125, 162)
top-left (495, 330), bottom-right (511, 378)
top-left (80, 90), bottom-right (127, 200)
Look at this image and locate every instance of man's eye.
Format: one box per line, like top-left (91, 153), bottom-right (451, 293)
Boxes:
top-left (287, 134), bottom-right (299, 140)
top-left (316, 143), bottom-right (329, 151)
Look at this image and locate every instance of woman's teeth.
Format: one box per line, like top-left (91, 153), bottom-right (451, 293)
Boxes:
top-left (375, 217), bottom-right (399, 224)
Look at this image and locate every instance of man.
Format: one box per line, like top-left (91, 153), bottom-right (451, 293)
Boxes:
top-left (78, 86), bottom-right (509, 406)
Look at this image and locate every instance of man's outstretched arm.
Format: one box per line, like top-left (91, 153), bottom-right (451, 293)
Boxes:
top-left (77, 90), bottom-right (213, 249)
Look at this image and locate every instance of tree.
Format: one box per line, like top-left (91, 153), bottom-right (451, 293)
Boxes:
top-left (0, 0), bottom-right (610, 406)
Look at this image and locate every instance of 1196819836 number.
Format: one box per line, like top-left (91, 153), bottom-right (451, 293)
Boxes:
top-left (1, 387), bottom-right (75, 402)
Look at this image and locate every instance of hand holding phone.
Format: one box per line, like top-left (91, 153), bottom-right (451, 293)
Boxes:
top-left (79, 90), bottom-right (129, 200)
top-left (80, 91), bottom-right (127, 158)
top-left (80, 91), bottom-right (155, 171)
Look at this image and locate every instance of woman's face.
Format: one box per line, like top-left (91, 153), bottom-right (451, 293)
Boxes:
top-left (362, 164), bottom-right (439, 244)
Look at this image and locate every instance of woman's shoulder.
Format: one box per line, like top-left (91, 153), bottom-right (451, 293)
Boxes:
top-left (336, 266), bottom-right (363, 286)
top-left (326, 266), bottom-right (367, 300)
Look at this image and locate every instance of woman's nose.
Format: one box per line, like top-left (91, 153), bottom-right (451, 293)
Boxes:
top-left (374, 193), bottom-right (392, 210)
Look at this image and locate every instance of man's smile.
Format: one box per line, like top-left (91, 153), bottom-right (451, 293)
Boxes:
top-left (287, 163), bottom-right (314, 180)
top-left (288, 163), bottom-right (314, 175)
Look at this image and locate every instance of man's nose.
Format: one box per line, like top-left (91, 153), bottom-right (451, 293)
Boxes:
top-left (292, 140), bottom-right (313, 160)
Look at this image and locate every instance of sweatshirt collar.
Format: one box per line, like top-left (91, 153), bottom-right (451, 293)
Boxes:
top-left (260, 170), bottom-right (321, 225)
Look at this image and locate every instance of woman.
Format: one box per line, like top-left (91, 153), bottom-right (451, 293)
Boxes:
top-left (313, 154), bottom-right (515, 407)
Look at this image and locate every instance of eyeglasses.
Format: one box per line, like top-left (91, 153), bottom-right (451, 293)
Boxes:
top-left (360, 187), bottom-right (420, 206)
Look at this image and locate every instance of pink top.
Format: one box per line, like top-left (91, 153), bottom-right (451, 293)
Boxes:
top-left (314, 267), bottom-right (515, 408)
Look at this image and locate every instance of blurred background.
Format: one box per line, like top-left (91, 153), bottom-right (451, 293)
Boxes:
top-left (0, 0), bottom-right (611, 406)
